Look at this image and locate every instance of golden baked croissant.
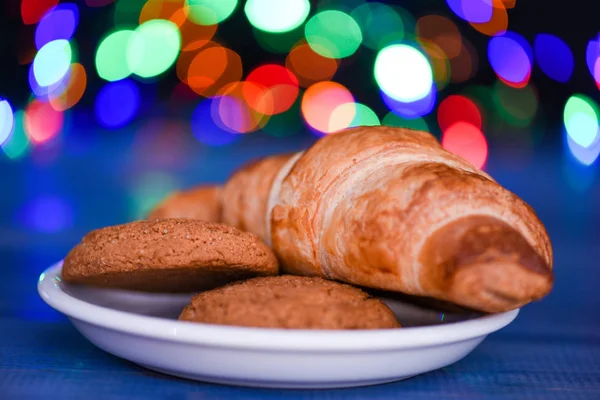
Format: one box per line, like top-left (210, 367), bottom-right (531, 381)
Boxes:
top-left (221, 126), bottom-right (553, 312)
top-left (148, 185), bottom-right (222, 222)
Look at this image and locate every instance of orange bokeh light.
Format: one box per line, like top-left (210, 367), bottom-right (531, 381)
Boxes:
top-left (286, 42), bottom-right (339, 88)
top-left (50, 63), bottom-right (87, 112)
top-left (180, 43), bottom-right (243, 97)
top-left (416, 15), bottom-right (462, 59)
top-left (301, 81), bottom-right (355, 134)
top-left (139, 0), bottom-right (182, 23)
top-left (442, 122), bottom-right (488, 169)
top-left (469, 0), bottom-right (508, 37)
top-left (24, 100), bottom-right (64, 144)
top-left (449, 38), bottom-right (478, 83)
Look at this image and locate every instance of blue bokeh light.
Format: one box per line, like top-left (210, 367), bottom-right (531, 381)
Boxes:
top-left (381, 86), bottom-right (436, 119)
top-left (534, 34), bottom-right (573, 83)
top-left (585, 39), bottom-right (599, 85)
top-left (35, 3), bottom-right (79, 50)
top-left (488, 31), bottom-right (533, 87)
top-left (95, 79), bottom-right (141, 128)
top-left (446, 0), bottom-right (493, 24)
top-left (0, 99), bottom-right (14, 146)
top-left (191, 99), bottom-right (239, 146)
top-left (18, 196), bottom-right (74, 233)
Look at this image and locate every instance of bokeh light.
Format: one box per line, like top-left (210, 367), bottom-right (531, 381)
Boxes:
top-left (1, 111), bottom-right (30, 160)
top-left (382, 112), bottom-right (430, 132)
top-left (449, 37), bottom-right (478, 83)
top-left (213, 82), bottom-right (270, 133)
top-left (345, 103), bottom-right (380, 127)
top-left (33, 39), bottom-right (72, 88)
top-left (375, 44), bottom-right (433, 103)
top-left (302, 81), bottom-right (355, 134)
top-left (566, 131), bottom-right (600, 166)
top-left (416, 15), bottom-right (462, 59)
top-left (382, 87), bottom-right (436, 119)
top-left (254, 25), bottom-right (305, 54)
top-left (130, 171), bottom-right (181, 220)
top-left (438, 95), bottom-right (482, 132)
top-left (35, 3), bottom-right (79, 50)
top-left (95, 80), bottom-right (141, 128)
top-left (24, 100), bottom-right (64, 144)
top-left (18, 196), bottom-right (74, 233)
top-left (534, 34), bottom-right (573, 83)
top-left (447, 0), bottom-right (494, 23)
top-left (0, 100), bottom-right (15, 146)
top-left (96, 30), bottom-right (134, 82)
top-left (49, 63), bottom-right (87, 112)
top-left (113, 0), bottom-right (147, 26)
top-left (262, 98), bottom-right (303, 137)
top-left (245, 0), bottom-right (310, 33)
top-left (29, 61), bottom-right (70, 101)
top-left (127, 19), bottom-right (181, 78)
top-left (191, 99), bottom-right (239, 146)
top-left (488, 31), bottom-right (532, 88)
top-left (139, 0), bottom-right (182, 23)
top-left (246, 64), bottom-right (299, 115)
top-left (585, 39), bottom-right (600, 87)
top-left (169, 7), bottom-right (217, 52)
top-left (494, 82), bottom-right (538, 127)
top-left (350, 3), bottom-right (404, 51)
top-left (469, 0), bottom-right (507, 36)
top-left (186, 0), bottom-right (238, 25)
top-left (419, 41), bottom-right (451, 90)
top-left (442, 121), bottom-right (488, 169)
top-left (286, 41), bottom-right (339, 87)
top-left (564, 94), bottom-right (599, 148)
top-left (21, 0), bottom-right (59, 25)
top-left (305, 10), bottom-right (362, 59)
top-left (182, 44), bottom-right (243, 97)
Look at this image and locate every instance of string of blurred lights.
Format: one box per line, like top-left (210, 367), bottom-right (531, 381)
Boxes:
top-left (1, 0), bottom-right (599, 172)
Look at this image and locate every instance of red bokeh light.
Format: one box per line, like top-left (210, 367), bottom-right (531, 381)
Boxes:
top-left (24, 100), bottom-right (64, 144)
top-left (437, 95), bottom-right (482, 132)
top-left (442, 122), bottom-right (488, 169)
top-left (245, 64), bottom-right (299, 115)
top-left (21, 0), bottom-right (59, 25)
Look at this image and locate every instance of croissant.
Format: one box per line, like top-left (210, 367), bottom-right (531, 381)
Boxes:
top-left (221, 126), bottom-right (554, 312)
top-left (148, 185), bottom-right (222, 222)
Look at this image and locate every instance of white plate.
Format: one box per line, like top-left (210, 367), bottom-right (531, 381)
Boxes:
top-left (38, 262), bottom-right (519, 389)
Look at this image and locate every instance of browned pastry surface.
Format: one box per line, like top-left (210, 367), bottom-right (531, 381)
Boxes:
top-left (179, 275), bottom-right (400, 329)
top-left (61, 219), bottom-right (278, 292)
top-left (221, 153), bottom-right (294, 241)
top-left (264, 126), bottom-right (553, 312)
top-left (147, 185), bottom-right (222, 222)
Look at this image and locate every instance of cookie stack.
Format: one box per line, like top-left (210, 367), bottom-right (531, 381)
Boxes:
top-left (62, 217), bottom-right (400, 330)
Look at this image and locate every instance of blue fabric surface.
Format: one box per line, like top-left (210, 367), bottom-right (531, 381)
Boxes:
top-left (1, 132), bottom-right (600, 399)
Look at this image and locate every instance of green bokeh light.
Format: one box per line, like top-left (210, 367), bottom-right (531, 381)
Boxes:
top-left (564, 94), bottom-right (600, 148)
top-left (1, 111), bottom-right (30, 160)
top-left (349, 103), bottom-right (380, 127)
top-left (186, 0), bottom-right (238, 25)
top-left (253, 25), bottom-right (304, 54)
top-left (263, 97), bottom-right (303, 137)
top-left (305, 10), bottom-right (362, 59)
top-left (129, 171), bottom-right (181, 220)
top-left (351, 3), bottom-right (404, 50)
top-left (493, 81), bottom-right (538, 128)
top-left (245, 0), bottom-right (310, 33)
top-left (96, 30), bottom-right (134, 82)
top-left (127, 19), bottom-right (181, 79)
top-left (113, 0), bottom-right (147, 26)
top-left (382, 112), bottom-right (429, 132)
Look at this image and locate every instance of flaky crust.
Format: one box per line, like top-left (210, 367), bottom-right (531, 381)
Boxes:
top-left (221, 153), bottom-right (294, 241)
top-left (267, 126), bottom-right (553, 312)
top-left (147, 185), bottom-right (222, 222)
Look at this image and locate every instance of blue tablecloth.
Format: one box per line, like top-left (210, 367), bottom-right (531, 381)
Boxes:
top-left (1, 132), bottom-right (599, 399)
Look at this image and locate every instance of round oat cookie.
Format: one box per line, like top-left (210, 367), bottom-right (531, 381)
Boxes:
top-left (179, 275), bottom-right (401, 329)
top-left (147, 185), bottom-right (222, 222)
top-left (61, 219), bottom-right (278, 292)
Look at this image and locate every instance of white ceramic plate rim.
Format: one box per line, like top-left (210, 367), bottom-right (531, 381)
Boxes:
top-left (38, 261), bottom-right (519, 352)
